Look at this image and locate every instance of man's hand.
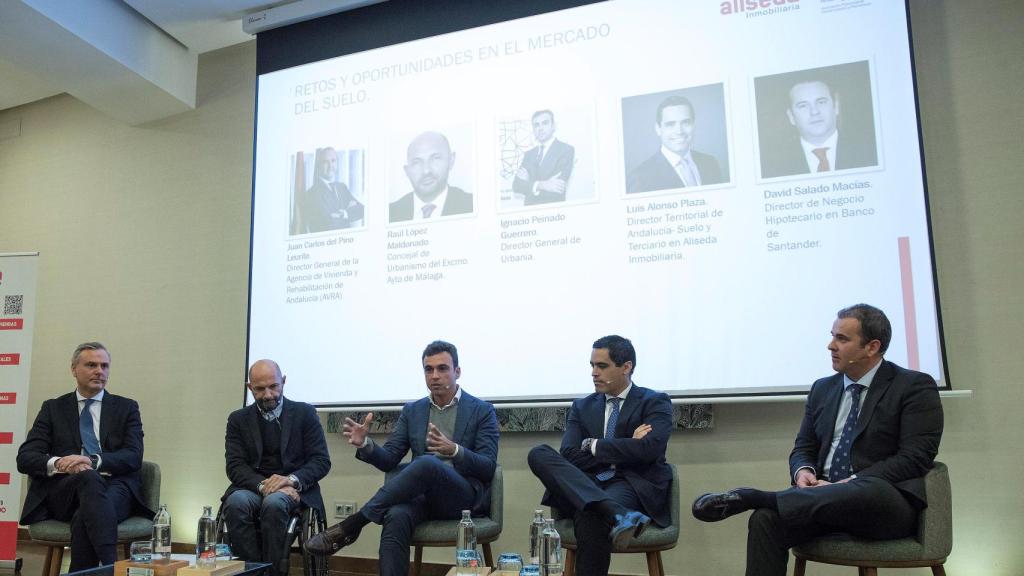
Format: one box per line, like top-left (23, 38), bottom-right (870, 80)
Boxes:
top-left (55, 455), bottom-right (92, 474)
top-left (537, 177), bottom-right (567, 194)
top-left (516, 167), bottom-right (530, 181)
top-left (343, 412), bottom-right (374, 447)
top-left (426, 423), bottom-right (458, 457)
top-left (632, 424), bottom-right (652, 439)
top-left (262, 473), bottom-right (293, 494)
top-left (795, 468), bottom-right (825, 488)
top-left (278, 486), bottom-right (300, 502)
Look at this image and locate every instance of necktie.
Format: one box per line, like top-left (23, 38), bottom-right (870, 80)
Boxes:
top-left (80, 398), bottom-right (102, 455)
top-left (674, 158), bottom-right (698, 187)
top-left (595, 397), bottom-right (621, 481)
top-left (537, 144), bottom-right (547, 164)
top-left (422, 203), bottom-right (436, 219)
top-left (812, 147), bottom-right (831, 172)
top-left (828, 384), bottom-right (864, 482)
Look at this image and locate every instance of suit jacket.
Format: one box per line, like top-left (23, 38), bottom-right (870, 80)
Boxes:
top-left (760, 129), bottom-right (878, 179)
top-left (388, 186), bottom-right (473, 223)
top-left (550, 384), bottom-right (674, 527)
top-left (357, 390), bottom-right (498, 514)
top-left (789, 360), bottom-right (943, 507)
top-left (626, 149), bottom-right (724, 194)
top-left (223, 398), bottom-right (331, 513)
top-left (303, 180), bottom-right (364, 232)
top-left (513, 139), bottom-right (575, 205)
top-left (17, 391), bottom-right (151, 523)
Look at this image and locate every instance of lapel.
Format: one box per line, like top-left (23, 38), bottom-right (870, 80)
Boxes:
top-left (452, 392), bottom-right (470, 446)
top-left (854, 360), bottom-right (892, 438)
top-left (819, 374), bottom-right (845, 446)
top-left (247, 404), bottom-right (264, 461)
top-left (616, 384), bottom-right (644, 437)
top-left (63, 392), bottom-right (83, 450)
top-left (410, 398), bottom-right (430, 456)
top-left (98, 393), bottom-right (114, 447)
top-left (279, 398), bottom-right (293, 457)
top-left (584, 393), bottom-right (605, 438)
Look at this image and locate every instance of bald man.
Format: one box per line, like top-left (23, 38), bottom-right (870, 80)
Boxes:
top-left (389, 131), bottom-right (473, 223)
top-left (222, 360), bottom-right (331, 576)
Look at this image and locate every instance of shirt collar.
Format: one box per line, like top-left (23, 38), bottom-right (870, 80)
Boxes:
top-left (660, 146), bottom-right (694, 168)
top-left (606, 382), bottom-right (632, 402)
top-left (430, 385), bottom-right (462, 410)
top-left (413, 186), bottom-right (449, 220)
top-left (844, 358), bottom-right (883, 390)
top-left (77, 389), bottom-right (105, 403)
top-left (258, 396), bottom-right (285, 420)
top-left (799, 130), bottom-right (839, 158)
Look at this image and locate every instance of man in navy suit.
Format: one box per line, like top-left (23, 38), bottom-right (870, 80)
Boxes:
top-left (759, 79), bottom-right (877, 179)
top-left (692, 304), bottom-right (943, 576)
top-left (627, 95), bottom-right (725, 193)
top-left (17, 342), bottom-right (152, 570)
top-left (305, 341), bottom-right (498, 576)
top-left (513, 110), bottom-right (575, 205)
top-left (528, 335), bottom-right (673, 576)
top-left (389, 132), bottom-right (473, 223)
top-left (303, 147), bottom-right (364, 232)
top-left (222, 359), bottom-right (331, 576)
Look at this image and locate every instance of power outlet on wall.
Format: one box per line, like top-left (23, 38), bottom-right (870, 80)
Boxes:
top-left (334, 500), bottom-right (358, 519)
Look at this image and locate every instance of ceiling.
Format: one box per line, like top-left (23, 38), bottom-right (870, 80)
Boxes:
top-left (0, 0), bottom-right (371, 125)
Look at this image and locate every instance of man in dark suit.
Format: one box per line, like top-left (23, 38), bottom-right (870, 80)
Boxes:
top-left (389, 132), bottom-right (473, 223)
top-left (17, 342), bottom-right (152, 570)
top-left (759, 79), bottom-right (877, 179)
top-left (692, 304), bottom-right (944, 576)
top-left (528, 335), bottom-right (673, 576)
top-left (303, 147), bottom-right (364, 232)
top-left (513, 110), bottom-right (575, 205)
top-left (627, 95), bottom-right (725, 194)
top-left (305, 341), bottom-right (498, 576)
top-left (222, 359), bottom-right (331, 576)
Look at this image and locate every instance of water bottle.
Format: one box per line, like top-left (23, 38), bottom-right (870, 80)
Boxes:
top-left (455, 510), bottom-right (478, 573)
top-left (195, 505), bottom-right (217, 567)
top-left (540, 519), bottom-right (562, 576)
top-left (152, 504), bottom-right (172, 561)
top-left (532, 506), bottom-right (548, 561)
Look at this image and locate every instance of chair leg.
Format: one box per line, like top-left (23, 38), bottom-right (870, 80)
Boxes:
top-left (46, 546), bottom-right (64, 576)
top-left (861, 568), bottom-right (878, 576)
top-left (562, 548), bottom-right (575, 576)
top-left (482, 543), bottom-right (493, 568)
top-left (645, 551), bottom-right (663, 576)
top-left (412, 545), bottom-right (424, 576)
top-left (931, 565), bottom-right (947, 576)
top-left (793, 557), bottom-right (806, 576)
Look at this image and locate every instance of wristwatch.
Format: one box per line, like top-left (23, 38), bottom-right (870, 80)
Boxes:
top-left (288, 474), bottom-right (302, 491)
top-left (89, 454), bottom-right (100, 470)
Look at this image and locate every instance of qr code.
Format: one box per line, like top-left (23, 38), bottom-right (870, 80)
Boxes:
top-left (4, 295), bottom-right (23, 315)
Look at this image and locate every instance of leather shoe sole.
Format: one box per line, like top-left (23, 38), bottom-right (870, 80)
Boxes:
top-left (691, 489), bottom-right (749, 522)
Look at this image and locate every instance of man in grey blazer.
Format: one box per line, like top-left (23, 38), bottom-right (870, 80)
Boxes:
top-left (222, 359), bottom-right (331, 576)
top-left (692, 304), bottom-right (944, 576)
top-left (528, 335), bottom-right (673, 575)
top-left (305, 341), bottom-right (498, 576)
top-left (18, 342), bottom-right (152, 571)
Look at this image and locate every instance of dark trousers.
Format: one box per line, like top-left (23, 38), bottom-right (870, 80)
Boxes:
top-left (362, 456), bottom-right (479, 576)
top-left (527, 445), bottom-right (642, 576)
top-left (45, 470), bottom-right (134, 570)
top-left (746, 477), bottom-right (918, 576)
top-left (223, 490), bottom-right (299, 576)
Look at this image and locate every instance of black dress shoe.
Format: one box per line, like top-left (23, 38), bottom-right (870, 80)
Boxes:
top-left (303, 522), bottom-right (359, 556)
top-left (609, 510), bottom-right (651, 548)
top-left (691, 490), bottom-right (749, 522)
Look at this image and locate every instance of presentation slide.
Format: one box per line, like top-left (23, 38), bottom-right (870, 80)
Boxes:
top-left (249, 0), bottom-right (945, 406)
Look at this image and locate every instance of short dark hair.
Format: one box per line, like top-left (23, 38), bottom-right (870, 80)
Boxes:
top-left (422, 340), bottom-right (459, 368)
top-left (72, 342), bottom-right (108, 366)
top-left (837, 304), bottom-right (892, 354)
top-left (532, 109), bottom-right (554, 123)
top-left (656, 95), bottom-right (694, 124)
top-left (592, 335), bottom-right (636, 372)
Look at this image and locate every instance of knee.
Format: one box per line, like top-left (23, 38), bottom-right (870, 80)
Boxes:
top-left (404, 455), bottom-right (444, 477)
top-left (527, 444), bottom-right (557, 471)
top-left (74, 469), bottom-right (104, 492)
top-left (224, 490), bottom-right (259, 516)
top-left (260, 493), bottom-right (294, 522)
top-left (748, 508), bottom-right (780, 537)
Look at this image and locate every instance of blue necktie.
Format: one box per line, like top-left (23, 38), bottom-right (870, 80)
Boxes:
top-left (595, 397), bottom-right (621, 481)
top-left (828, 384), bottom-right (864, 482)
top-left (80, 398), bottom-right (102, 455)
